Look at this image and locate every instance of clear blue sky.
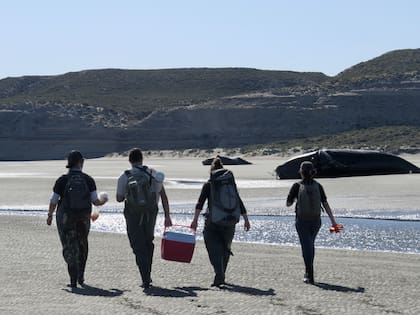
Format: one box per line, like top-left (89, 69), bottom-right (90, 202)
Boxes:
top-left (1, 0), bottom-right (419, 79)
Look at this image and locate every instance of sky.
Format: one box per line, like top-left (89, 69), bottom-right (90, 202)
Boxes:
top-left (1, 0), bottom-right (419, 79)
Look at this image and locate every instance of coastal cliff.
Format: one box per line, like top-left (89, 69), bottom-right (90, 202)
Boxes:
top-left (1, 49), bottom-right (420, 160)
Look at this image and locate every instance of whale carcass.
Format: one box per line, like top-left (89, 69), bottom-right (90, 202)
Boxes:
top-left (202, 156), bottom-right (252, 166)
top-left (275, 149), bottom-right (420, 179)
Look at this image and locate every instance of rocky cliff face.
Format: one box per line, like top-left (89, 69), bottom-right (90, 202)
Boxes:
top-left (1, 49), bottom-right (420, 160)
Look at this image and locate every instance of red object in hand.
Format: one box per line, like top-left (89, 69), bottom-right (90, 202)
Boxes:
top-left (329, 224), bottom-right (344, 233)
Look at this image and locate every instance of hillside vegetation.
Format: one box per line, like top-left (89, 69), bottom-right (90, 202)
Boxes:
top-left (334, 49), bottom-right (420, 85)
top-left (1, 48), bottom-right (420, 160)
top-left (0, 68), bottom-right (327, 113)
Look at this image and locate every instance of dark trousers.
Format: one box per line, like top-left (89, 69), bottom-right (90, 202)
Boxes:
top-left (56, 209), bottom-right (90, 284)
top-left (124, 209), bottom-right (158, 285)
top-left (203, 219), bottom-right (236, 283)
top-left (295, 217), bottom-right (321, 279)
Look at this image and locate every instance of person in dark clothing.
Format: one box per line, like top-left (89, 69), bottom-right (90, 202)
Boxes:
top-left (47, 150), bottom-right (108, 288)
top-left (286, 161), bottom-right (338, 284)
top-left (191, 158), bottom-right (250, 287)
top-left (116, 148), bottom-right (172, 290)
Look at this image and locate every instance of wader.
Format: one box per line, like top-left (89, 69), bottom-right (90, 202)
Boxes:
top-left (56, 207), bottom-right (91, 286)
top-left (124, 207), bottom-right (158, 287)
top-left (203, 218), bottom-right (235, 285)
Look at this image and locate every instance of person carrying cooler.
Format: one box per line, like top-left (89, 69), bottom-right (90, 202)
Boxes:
top-left (116, 148), bottom-right (172, 290)
top-left (47, 150), bottom-right (108, 288)
top-left (286, 161), bottom-right (338, 284)
top-left (191, 157), bottom-right (250, 287)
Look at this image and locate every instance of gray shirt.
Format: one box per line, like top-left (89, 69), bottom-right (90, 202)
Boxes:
top-left (116, 166), bottom-right (164, 203)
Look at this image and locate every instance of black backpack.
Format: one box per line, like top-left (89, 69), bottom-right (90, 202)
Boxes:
top-left (209, 169), bottom-right (241, 226)
top-left (124, 166), bottom-right (158, 216)
top-left (62, 172), bottom-right (91, 213)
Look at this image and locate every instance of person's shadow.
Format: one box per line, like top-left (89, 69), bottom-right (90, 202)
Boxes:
top-left (144, 285), bottom-right (208, 298)
top-left (315, 282), bottom-right (365, 293)
top-left (64, 284), bottom-right (125, 297)
top-left (220, 283), bottom-right (276, 296)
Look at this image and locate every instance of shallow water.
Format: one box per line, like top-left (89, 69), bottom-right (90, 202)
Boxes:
top-left (1, 156), bottom-right (420, 253)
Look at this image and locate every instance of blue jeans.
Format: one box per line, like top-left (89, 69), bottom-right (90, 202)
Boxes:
top-left (295, 217), bottom-right (321, 277)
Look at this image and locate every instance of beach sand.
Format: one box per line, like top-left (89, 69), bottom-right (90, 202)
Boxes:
top-left (1, 215), bottom-right (419, 315)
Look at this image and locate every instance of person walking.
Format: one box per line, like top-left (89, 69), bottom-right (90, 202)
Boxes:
top-left (191, 157), bottom-right (250, 287)
top-left (286, 161), bottom-right (338, 284)
top-left (116, 148), bottom-right (172, 290)
top-left (47, 150), bottom-right (108, 288)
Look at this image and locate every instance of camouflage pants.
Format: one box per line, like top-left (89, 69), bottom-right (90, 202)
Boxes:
top-left (56, 209), bottom-right (91, 283)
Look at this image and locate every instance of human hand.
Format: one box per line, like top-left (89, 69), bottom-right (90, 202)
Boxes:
top-left (164, 216), bottom-right (172, 227)
top-left (244, 219), bottom-right (251, 232)
top-left (47, 215), bottom-right (53, 226)
top-left (99, 192), bottom-right (109, 204)
top-left (190, 219), bottom-right (198, 231)
top-left (329, 223), bottom-right (344, 233)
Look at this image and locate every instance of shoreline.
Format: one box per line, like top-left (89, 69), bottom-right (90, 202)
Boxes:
top-left (2, 211), bottom-right (420, 256)
top-left (1, 215), bottom-right (419, 314)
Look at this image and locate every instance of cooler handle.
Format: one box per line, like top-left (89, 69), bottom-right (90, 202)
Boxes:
top-left (164, 224), bottom-right (197, 235)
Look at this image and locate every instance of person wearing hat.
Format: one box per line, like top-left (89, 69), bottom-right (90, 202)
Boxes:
top-left (47, 150), bottom-right (108, 288)
top-left (286, 161), bottom-right (338, 284)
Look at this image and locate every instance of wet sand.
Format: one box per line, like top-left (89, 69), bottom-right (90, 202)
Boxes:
top-left (1, 215), bottom-right (419, 315)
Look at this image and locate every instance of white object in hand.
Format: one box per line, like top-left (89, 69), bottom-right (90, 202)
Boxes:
top-left (99, 191), bottom-right (109, 202)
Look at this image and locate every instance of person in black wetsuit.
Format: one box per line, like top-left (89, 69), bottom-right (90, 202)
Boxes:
top-left (286, 161), bottom-right (338, 284)
top-left (191, 157), bottom-right (250, 287)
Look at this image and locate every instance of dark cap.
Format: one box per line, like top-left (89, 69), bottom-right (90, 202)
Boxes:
top-left (299, 161), bottom-right (314, 172)
top-left (66, 150), bottom-right (84, 168)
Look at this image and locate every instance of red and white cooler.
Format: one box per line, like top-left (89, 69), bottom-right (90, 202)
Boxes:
top-left (161, 225), bottom-right (196, 263)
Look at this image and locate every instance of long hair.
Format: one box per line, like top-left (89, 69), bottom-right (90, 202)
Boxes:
top-left (299, 161), bottom-right (316, 180)
top-left (210, 157), bottom-right (223, 172)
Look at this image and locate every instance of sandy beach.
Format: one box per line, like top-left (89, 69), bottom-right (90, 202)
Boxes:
top-left (1, 215), bottom-right (419, 315)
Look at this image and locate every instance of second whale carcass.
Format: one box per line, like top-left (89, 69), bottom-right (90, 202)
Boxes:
top-left (275, 149), bottom-right (420, 179)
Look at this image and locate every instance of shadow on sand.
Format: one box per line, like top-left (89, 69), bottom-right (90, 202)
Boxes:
top-left (144, 285), bottom-right (209, 298)
top-left (220, 283), bottom-right (276, 296)
top-left (64, 284), bottom-right (125, 297)
top-left (315, 282), bottom-right (365, 293)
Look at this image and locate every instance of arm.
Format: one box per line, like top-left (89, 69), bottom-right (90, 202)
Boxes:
top-left (242, 212), bottom-right (250, 231)
top-left (47, 201), bottom-right (57, 225)
top-left (319, 184), bottom-right (337, 226)
top-left (322, 201), bottom-right (337, 226)
top-left (116, 173), bottom-right (127, 202)
top-left (47, 191), bottom-right (60, 225)
top-left (92, 191), bottom-right (108, 206)
top-left (237, 194), bottom-right (250, 231)
top-left (191, 182), bottom-right (209, 230)
top-left (286, 183), bottom-right (299, 207)
top-left (190, 208), bottom-right (201, 230)
top-left (160, 186), bottom-right (172, 227)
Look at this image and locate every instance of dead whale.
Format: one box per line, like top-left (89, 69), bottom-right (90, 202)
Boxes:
top-left (275, 149), bottom-right (420, 179)
top-left (202, 155), bottom-right (252, 166)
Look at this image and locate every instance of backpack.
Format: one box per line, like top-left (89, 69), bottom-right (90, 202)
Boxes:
top-left (62, 172), bottom-right (91, 213)
top-left (125, 166), bottom-right (157, 216)
top-left (296, 181), bottom-right (321, 221)
top-left (209, 169), bottom-right (241, 226)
